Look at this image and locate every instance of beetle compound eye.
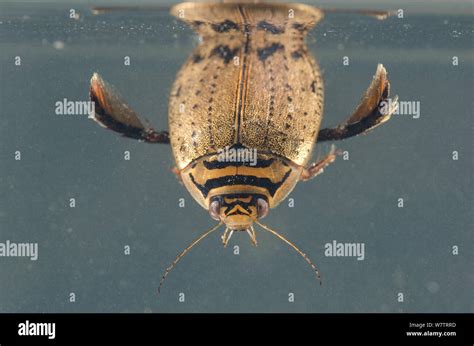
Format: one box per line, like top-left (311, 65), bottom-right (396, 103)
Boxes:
top-left (256, 198), bottom-right (269, 219)
top-left (209, 199), bottom-right (221, 221)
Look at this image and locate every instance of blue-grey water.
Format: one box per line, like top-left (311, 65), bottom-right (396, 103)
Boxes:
top-left (0, 1), bottom-right (473, 313)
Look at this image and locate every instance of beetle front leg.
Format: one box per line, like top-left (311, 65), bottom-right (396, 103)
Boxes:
top-left (317, 64), bottom-right (398, 142)
top-left (300, 145), bottom-right (339, 181)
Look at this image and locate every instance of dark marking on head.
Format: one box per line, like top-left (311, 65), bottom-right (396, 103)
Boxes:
top-left (257, 43), bottom-right (284, 62)
top-left (227, 209), bottom-right (250, 217)
top-left (211, 45), bottom-right (239, 64)
top-left (257, 21), bottom-right (285, 34)
top-left (213, 194), bottom-right (268, 216)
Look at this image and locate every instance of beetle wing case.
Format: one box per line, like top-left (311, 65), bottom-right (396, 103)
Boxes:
top-left (169, 2), bottom-right (325, 170)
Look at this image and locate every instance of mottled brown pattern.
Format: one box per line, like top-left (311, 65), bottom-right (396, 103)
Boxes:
top-left (169, 2), bottom-right (323, 169)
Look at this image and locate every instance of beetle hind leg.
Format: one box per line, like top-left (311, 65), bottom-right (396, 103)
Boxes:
top-left (317, 64), bottom-right (398, 142)
top-left (301, 144), bottom-right (340, 181)
top-left (89, 73), bottom-right (169, 143)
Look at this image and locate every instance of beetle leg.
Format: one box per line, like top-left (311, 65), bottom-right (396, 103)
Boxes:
top-left (221, 228), bottom-right (234, 247)
top-left (246, 226), bottom-right (258, 247)
top-left (171, 166), bottom-right (185, 185)
top-left (89, 73), bottom-right (170, 143)
top-left (317, 64), bottom-right (398, 142)
top-left (301, 144), bottom-right (340, 181)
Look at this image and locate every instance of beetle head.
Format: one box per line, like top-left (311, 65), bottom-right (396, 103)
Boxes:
top-left (208, 194), bottom-right (268, 245)
top-left (209, 194), bottom-right (269, 227)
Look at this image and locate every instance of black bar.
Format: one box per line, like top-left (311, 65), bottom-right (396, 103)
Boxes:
top-left (0, 313), bottom-right (472, 345)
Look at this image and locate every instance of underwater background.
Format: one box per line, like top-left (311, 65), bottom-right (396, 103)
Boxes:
top-left (0, 0), bottom-right (473, 312)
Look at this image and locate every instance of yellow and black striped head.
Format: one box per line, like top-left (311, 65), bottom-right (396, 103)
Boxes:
top-left (208, 194), bottom-right (268, 230)
top-left (180, 152), bottom-right (303, 215)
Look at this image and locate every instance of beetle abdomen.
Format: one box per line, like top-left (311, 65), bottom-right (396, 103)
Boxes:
top-left (169, 2), bottom-right (324, 169)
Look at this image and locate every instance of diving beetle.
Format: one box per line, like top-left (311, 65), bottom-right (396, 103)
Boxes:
top-left (88, 1), bottom-right (398, 292)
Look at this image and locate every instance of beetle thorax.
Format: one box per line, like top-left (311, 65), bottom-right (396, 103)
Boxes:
top-left (180, 148), bottom-right (303, 211)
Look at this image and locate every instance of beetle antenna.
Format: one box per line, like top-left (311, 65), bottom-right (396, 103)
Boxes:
top-left (158, 222), bottom-right (223, 294)
top-left (255, 221), bottom-right (321, 284)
